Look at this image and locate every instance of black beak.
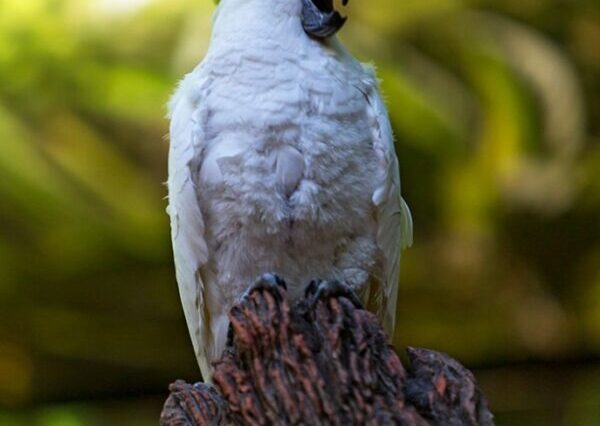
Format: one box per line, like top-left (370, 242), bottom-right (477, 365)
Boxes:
top-left (302, 0), bottom-right (349, 39)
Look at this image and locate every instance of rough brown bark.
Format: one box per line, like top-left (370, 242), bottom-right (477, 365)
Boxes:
top-left (160, 283), bottom-right (494, 425)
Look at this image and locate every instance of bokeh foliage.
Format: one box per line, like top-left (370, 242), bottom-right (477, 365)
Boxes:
top-left (0, 0), bottom-right (599, 424)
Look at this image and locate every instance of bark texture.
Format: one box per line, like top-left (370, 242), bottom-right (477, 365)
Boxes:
top-left (160, 283), bottom-right (494, 425)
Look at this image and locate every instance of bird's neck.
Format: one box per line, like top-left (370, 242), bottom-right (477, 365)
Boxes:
top-left (210, 0), bottom-right (305, 49)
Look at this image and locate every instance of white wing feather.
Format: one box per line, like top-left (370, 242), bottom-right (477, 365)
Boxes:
top-left (167, 72), bottom-right (212, 378)
top-left (365, 67), bottom-right (413, 335)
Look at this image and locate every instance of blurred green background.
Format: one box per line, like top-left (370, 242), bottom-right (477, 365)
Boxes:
top-left (0, 0), bottom-right (599, 424)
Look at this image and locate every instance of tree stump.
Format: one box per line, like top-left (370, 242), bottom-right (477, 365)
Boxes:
top-left (160, 283), bottom-right (494, 425)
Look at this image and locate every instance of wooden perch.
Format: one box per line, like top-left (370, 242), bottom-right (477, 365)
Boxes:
top-left (160, 283), bottom-right (494, 425)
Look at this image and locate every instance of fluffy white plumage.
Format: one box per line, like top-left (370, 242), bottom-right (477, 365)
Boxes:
top-left (167, 0), bottom-right (412, 379)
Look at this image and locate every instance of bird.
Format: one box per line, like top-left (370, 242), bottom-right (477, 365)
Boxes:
top-left (167, 0), bottom-right (413, 380)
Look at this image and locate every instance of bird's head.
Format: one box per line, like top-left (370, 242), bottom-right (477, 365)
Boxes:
top-left (213, 0), bottom-right (349, 39)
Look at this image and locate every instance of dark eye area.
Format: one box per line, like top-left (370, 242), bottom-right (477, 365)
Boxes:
top-left (311, 0), bottom-right (334, 12)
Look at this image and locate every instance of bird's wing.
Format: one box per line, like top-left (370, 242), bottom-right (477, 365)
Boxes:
top-left (167, 71), bottom-right (213, 377)
top-left (364, 66), bottom-right (413, 336)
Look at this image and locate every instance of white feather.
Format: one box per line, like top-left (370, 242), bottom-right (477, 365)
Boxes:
top-left (362, 65), bottom-right (413, 334)
top-left (167, 71), bottom-right (215, 378)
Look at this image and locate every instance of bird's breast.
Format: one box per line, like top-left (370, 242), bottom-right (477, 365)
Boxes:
top-left (196, 49), bottom-right (379, 245)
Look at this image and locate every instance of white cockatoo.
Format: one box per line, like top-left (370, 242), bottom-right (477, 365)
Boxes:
top-left (167, 0), bottom-right (413, 379)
